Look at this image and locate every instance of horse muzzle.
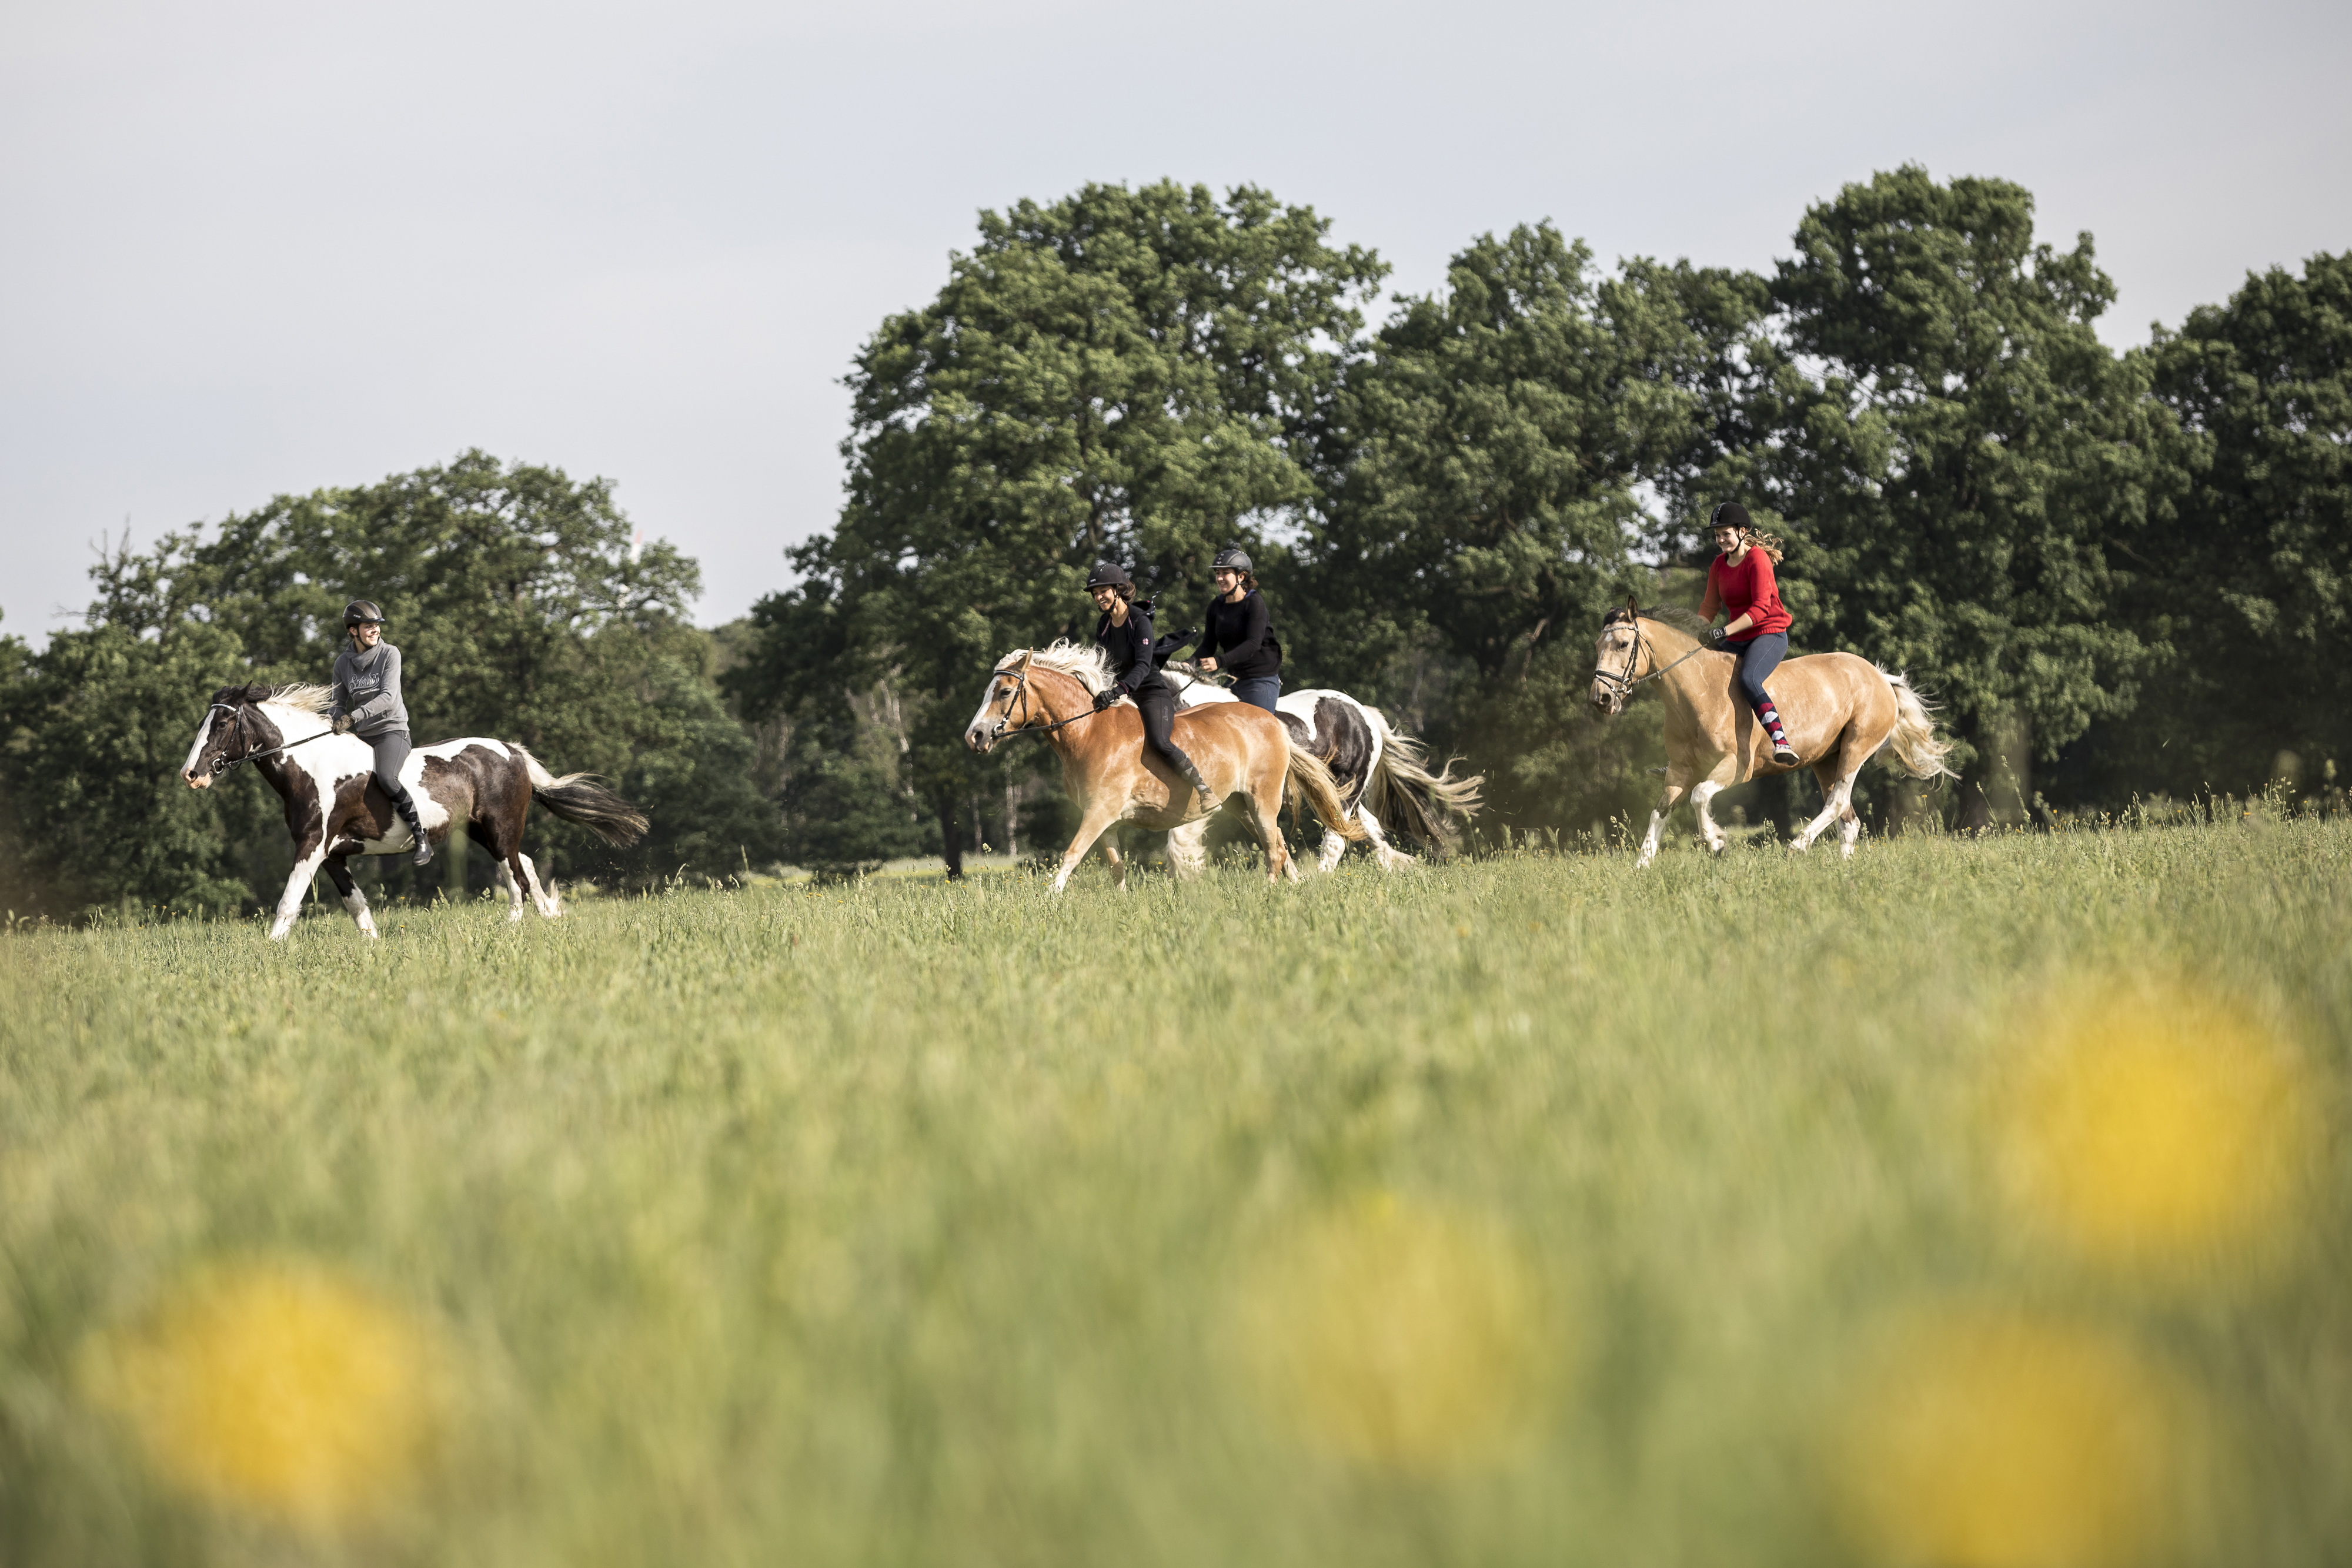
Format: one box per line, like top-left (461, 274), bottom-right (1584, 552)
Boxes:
top-left (183, 768), bottom-right (212, 790)
top-left (964, 721), bottom-right (1000, 755)
top-left (1590, 687), bottom-right (1623, 718)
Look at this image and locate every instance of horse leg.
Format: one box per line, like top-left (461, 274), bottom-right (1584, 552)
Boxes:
top-left (1166, 819), bottom-right (1210, 881)
top-left (1838, 800), bottom-right (1863, 859)
top-left (514, 850), bottom-right (562, 917)
top-left (1689, 780), bottom-right (1729, 853)
top-left (1053, 806), bottom-right (1123, 894)
top-left (1637, 782), bottom-right (1688, 868)
top-left (1792, 764), bottom-right (1861, 853)
top-left (493, 860), bottom-right (526, 921)
top-left (1357, 807), bottom-right (1413, 871)
top-left (322, 853), bottom-right (377, 940)
top-left (1317, 823), bottom-right (1349, 873)
top-left (1100, 834), bottom-right (1129, 891)
top-left (1257, 787), bottom-right (1296, 884)
top-left (269, 842), bottom-right (331, 941)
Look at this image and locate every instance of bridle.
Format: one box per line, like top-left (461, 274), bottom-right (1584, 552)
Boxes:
top-left (981, 658), bottom-right (1112, 745)
top-left (201, 700), bottom-right (337, 775)
top-left (1591, 615), bottom-right (1712, 704)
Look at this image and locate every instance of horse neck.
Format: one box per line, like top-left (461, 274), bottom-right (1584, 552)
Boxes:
top-left (1639, 618), bottom-right (1712, 703)
top-left (1022, 668), bottom-right (1093, 745)
top-left (261, 702), bottom-right (328, 743)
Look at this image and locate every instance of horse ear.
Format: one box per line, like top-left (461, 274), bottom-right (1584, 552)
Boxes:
top-left (1015, 650), bottom-right (1033, 670)
top-left (1625, 594), bottom-right (1639, 618)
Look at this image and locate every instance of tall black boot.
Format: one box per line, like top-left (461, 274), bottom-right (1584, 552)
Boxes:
top-left (389, 783), bottom-right (435, 867)
top-left (1175, 755), bottom-right (1219, 814)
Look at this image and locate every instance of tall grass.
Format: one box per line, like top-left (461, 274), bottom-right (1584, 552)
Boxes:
top-left (4, 820), bottom-right (2348, 1566)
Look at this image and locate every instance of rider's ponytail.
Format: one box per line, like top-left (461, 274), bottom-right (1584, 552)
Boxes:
top-left (1743, 529), bottom-right (1785, 565)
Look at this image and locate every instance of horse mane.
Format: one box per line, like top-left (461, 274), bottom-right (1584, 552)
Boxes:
top-left (1000, 640), bottom-right (1115, 696)
top-left (211, 682), bottom-right (333, 714)
top-left (1602, 605), bottom-right (1712, 639)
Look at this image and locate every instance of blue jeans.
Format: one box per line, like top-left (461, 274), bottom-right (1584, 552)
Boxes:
top-left (1230, 675), bottom-right (1281, 713)
top-left (1729, 633), bottom-right (1787, 710)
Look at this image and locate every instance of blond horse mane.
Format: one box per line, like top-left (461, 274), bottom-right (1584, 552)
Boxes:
top-left (262, 683), bottom-right (335, 716)
top-left (998, 640), bottom-right (1117, 697)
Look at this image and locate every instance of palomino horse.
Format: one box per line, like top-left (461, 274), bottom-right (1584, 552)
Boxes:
top-left (1589, 607), bottom-right (1954, 865)
top-left (963, 642), bottom-right (1365, 891)
top-left (182, 684), bottom-right (649, 939)
top-left (1165, 664), bottom-right (1483, 872)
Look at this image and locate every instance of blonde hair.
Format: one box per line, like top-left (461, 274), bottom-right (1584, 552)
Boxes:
top-left (1740, 529), bottom-right (1786, 566)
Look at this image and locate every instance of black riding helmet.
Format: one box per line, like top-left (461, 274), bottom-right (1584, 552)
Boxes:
top-left (1210, 545), bottom-right (1252, 574)
top-left (343, 599), bottom-right (387, 628)
top-left (1084, 561), bottom-right (1133, 591)
top-left (1709, 502), bottom-right (1751, 535)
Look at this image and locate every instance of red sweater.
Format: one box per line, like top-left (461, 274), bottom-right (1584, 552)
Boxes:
top-left (1706, 549), bottom-right (1792, 638)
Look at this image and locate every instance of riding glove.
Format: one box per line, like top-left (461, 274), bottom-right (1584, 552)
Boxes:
top-left (1091, 688), bottom-right (1120, 712)
top-left (1704, 627), bottom-right (1728, 648)
top-left (332, 713), bottom-right (355, 734)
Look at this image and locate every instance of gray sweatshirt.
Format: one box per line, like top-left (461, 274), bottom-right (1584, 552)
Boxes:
top-left (330, 641), bottom-right (410, 737)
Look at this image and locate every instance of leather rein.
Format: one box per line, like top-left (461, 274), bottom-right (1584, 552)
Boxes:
top-left (1591, 616), bottom-right (1713, 700)
top-left (203, 700), bottom-right (339, 775)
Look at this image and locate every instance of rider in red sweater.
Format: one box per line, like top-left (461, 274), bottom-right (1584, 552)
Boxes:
top-left (1697, 502), bottom-right (1799, 767)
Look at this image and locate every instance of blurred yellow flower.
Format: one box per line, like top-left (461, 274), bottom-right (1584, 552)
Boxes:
top-left (1828, 1308), bottom-right (2190, 1568)
top-left (2001, 980), bottom-right (2317, 1275)
top-left (1230, 1193), bottom-right (1557, 1473)
top-left (79, 1261), bottom-right (443, 1526)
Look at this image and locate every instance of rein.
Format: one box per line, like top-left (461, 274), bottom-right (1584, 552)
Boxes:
top-left (985, 661), bottom-right (1112, 744)
top-left (205, 700), bottom-right (339, 775)
top-left (1591, 618), bottom-right (1713, 700)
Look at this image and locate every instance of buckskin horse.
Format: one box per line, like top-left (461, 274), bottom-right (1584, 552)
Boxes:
top-left (182, 684), bottom-right (649, 939)
top-left (1589, 606), bottom-right (1954, 865)
top-left (1164, 664), bottom-right (1482, 872)
top-left (963, 643), bottom-right (1365, 891)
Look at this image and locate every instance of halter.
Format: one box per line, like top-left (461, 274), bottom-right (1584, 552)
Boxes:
top-left (1590, 615), bottom-right (1713, 701)
top-left (202, 699), bottom-right (338, 775)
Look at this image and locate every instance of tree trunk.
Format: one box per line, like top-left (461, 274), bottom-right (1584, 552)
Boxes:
top-left (938, 793), bottom-right (965, 880)
top-left (1005, 780), bottom-right (1019, 859)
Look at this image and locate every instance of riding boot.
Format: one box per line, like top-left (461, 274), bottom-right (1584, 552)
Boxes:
top-left (1176, 755), bottom-right (1220, 814)
top-left (389, 783), bottom-right (435, 867)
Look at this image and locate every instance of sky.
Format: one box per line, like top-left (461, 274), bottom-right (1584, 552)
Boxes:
top-left (4, 0), bottom-right (2346, 649)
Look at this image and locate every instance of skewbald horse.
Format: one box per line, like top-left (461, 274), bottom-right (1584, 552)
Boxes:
top-left (963, 643), bottom-right (1365, 891)
top-left (1589, 607), bottom-right (1954, 865)
top-left (182, 684), bottom-right (649, 940)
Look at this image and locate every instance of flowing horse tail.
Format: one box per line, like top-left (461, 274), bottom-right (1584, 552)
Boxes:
top-left (520, 748), bottom-right (651, 845)
top-left (1877, 669), bottom-right (1958, 780)
top-left (1285, 744), bottom-right (1370, 842)
top-left (1359, 711), bottom-right (1484, 852)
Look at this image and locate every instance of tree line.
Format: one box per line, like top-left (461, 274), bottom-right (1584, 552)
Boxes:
top-left (4, 167), bottom-right (2346, 913)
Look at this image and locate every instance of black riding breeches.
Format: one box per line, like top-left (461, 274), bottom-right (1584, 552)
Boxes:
top-left (1132, 688), bottom-right (1202, 779)
top-left (367, 728), bottom-right (413, 797)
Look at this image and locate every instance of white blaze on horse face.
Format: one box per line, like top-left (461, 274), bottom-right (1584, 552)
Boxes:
top-left (181, 710), bottom-right (222, 787)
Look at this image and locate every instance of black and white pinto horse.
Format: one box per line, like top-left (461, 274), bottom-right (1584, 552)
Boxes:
top-left (1164, 665), bottom-right (1482, 872)
top-left (181, 684), bottom-right (649, 940)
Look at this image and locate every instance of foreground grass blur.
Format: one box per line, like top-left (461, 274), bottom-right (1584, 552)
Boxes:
top-left (2, 819), bottom-right (2348, 1565)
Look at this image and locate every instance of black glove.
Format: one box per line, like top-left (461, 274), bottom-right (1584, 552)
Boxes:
top-left (1092, 687), bottom-right (1121, 712)
top-left (1705, 627), bottom-right (1728, 648)
top-left (332, 713), bottom-right (356, 734)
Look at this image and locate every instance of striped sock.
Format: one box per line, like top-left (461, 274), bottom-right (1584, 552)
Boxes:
top-left (1757, 698), bottom-right (1790, 750)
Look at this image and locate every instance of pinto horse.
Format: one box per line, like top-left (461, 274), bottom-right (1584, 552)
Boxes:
top-left (1589, 607), bottom-right (1954, 866)
top-left (962, 642), bottom-right (1365, 891)
top-left (1164, 665), bottom-right (1482, 872)
top-left (182, 684), bottom-right (649, 940)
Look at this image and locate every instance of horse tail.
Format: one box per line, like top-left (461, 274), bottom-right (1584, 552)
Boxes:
top-left (1361, 712), bottom-right (1484, 851)
top-left (520, 747), bottom-right (651, 845)
top-left (1877, 670), bottom-right (1957, 780)
top-left (1286, 743), bottom-right (1369, 842)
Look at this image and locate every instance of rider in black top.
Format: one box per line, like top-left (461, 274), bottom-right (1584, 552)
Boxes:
top-left (1194, 544), bottom-right (1282, 713)
top-left (1087, 562), bottom-right (1218, 813)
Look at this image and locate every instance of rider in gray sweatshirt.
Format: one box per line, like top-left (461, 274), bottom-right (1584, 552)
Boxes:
top-left (329, 600), bottom-right (433, 865)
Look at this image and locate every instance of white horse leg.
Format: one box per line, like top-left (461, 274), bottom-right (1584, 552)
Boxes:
top-left (494, 860), bottom-right (526, 922)
top-left (1636, 783), bottom-right (1688, 868)
top-left (1690, 781), bottom-right (1728, 853)
top-left (1792, 772), bottom-right (1858, 853)
top-left (1838, 800), bottom-right (1863, 859)
top-left (516, 851), bottom-right (562, 917)
top-left (1166, 820), bottom-right (1211, 881)
top-left (269, 846), bottom-right (330, 941)
top-left (1354, 807), bottom-right (1414, 871)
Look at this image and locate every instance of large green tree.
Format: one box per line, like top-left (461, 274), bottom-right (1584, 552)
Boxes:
top-left (1708, 168), bottom-right (2154, 824)
top-left (746, 181), bottom-right (1385, 872)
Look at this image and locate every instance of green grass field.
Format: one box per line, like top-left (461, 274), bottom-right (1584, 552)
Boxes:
top-left (4, 820), bottom-right (2349, 1566)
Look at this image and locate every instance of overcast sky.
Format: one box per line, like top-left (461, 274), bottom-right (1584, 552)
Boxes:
top-left (5, 0), bottom-right (2346, 648)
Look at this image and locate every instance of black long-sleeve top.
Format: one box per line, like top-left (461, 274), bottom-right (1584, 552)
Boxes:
top-left (1095, 603), bottom-right (1171, 697)
top-left (1195, 589), bottom-right (1281, 680)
